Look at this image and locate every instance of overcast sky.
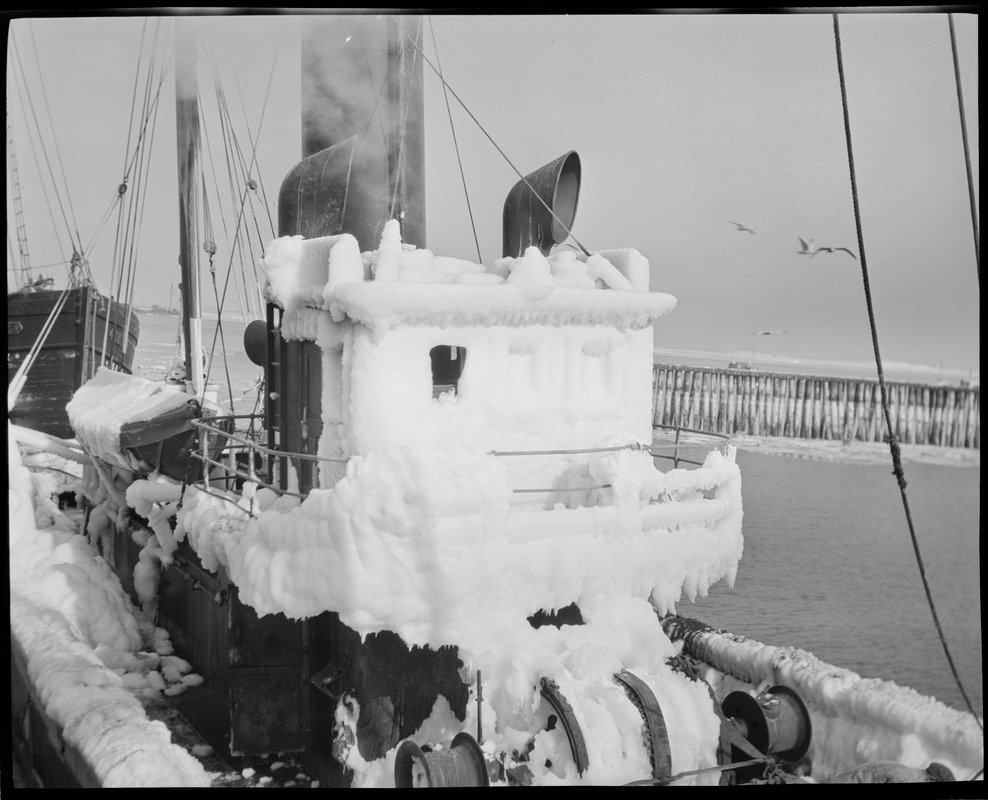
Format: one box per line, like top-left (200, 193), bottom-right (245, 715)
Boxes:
top-left (5, 9), bottom-right (979, 374)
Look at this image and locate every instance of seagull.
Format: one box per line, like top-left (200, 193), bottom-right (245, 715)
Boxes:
top-left (812, 246), bottom-right (857, 259)
top-left (753, 330), bottom-right (786, 336)
top-left (729, 221), bottom-right (756, 234)
top-left (796, 237), bottom-right (818, 256)
top-left (798, 238), bottom-right (856, 259)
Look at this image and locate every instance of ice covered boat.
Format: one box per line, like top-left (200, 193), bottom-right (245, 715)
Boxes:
top-left (12, 12), bottom-right (981, 790)
top-left (163, 216), bottom-right (752, 787)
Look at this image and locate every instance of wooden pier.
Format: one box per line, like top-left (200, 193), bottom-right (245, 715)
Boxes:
top-left (652, 364), bottom-right (980, 449)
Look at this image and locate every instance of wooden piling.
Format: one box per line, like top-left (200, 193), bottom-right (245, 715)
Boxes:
top-left (651, 363), bottom-right (979, 449)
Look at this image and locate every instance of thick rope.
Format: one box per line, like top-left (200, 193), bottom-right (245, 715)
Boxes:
top-left (947, 13), bottom-right (979, 283)
top-left (832, 14), bottom-right (981, 732)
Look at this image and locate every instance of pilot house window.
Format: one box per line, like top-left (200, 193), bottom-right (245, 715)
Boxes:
top-left (431, 345), bottom-right (467, 398)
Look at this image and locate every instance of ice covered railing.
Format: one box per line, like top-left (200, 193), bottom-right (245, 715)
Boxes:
top-left (651, 424), bottom-right (732, 468)
top-left (166, 434), bottom-right (742, 640)
top-left (663, 616), bottom-right (985, 782)
top-left (188, 419), bottom-right (734, 509)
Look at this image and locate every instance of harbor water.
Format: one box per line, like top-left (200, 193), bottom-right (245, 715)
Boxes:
top-left (690, 448), bottom-right (981, 717)
top-left (133, 312), bottom-right (982, 719)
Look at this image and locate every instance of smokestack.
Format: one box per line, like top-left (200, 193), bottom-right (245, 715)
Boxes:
top-left (296, 15), bottom-right (425, 250)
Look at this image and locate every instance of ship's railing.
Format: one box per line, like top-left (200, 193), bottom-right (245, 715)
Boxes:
top-left (650, 424), bottom-right (732, 469)
top-left (487, 426), bottom-right (732, 494)
top-left (190, 416), bottom-right (348, 506)
top-left (187, 418), bottom-right (732, 511)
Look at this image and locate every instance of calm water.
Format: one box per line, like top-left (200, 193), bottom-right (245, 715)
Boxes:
top-left (133, 311), bottom-right (264, 416)
top-left (689, 449), bottom-right (982, 717)
top-left (134, 313), bottom-right (982, 717)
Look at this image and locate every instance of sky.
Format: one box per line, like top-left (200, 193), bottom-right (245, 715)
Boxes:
top-left (5, 9), bottom-right (980, 375)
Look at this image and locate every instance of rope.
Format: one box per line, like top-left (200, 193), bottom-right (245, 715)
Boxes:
top-left (832, 13), bottom-right (982, 733)
top-left (24, 23), bottom-right (87, 267)
top-left (388, 17), bottom-right (421, 226)
top-left (195, 36), bottom-right (276, 400)
top-left (229, 23), bottom-right (281, 243)
top-left (106, 20), bottom-right (167, 365)
top-left (392, 16), bottom-right (592, 258)
top-left (205, 55), bottom-right (258, 323)
top-left (624, 757), bottom-right (770, 786)
top-left (428, 17), bottom-right (483, 264)
top-left (201, 179), bottom-right (237, 413)
top-left (9, 36), bottom-right (73, 272)
top-left (947, 14), bottom-right (979, 283)
top-left (199, 29), bottom-right (282, 332)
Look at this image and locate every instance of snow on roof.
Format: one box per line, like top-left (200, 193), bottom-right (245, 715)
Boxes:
top-left (259, 218), bottom-right (676, 330)
top-left (67, 368), bottom-right (196, 471)
top-left (333, 282), bottom-right (676, 332)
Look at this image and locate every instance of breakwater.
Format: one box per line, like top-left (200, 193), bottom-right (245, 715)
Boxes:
top-left (652, 364), bottom-right (980, 449)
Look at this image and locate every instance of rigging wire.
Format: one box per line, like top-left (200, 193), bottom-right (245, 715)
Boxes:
top-left (427, 16), bottom-right (483, 265)
top-left (7, 97), bottom-right (33, 285)
top-left (832, 13), bottom-right (982, 733)
top-left (228, 23), bottom-right (282, 241)
top-left (345, 29), bottom-right (392, 234)
top-left (9, 38), bottom-right (72, 275)
top-left (196, 34), bottom-right (270, 403)
top-left (122, 80), bottom-right (163, 324)
top-left (203, 30), bottom-right (281, 327)
top-left (217, 71), bottom-right (267, 322)
top-left (25, 23), bottom-right (86, 263)
top-left (201, 179), bottom-right (238, 414)
top-left (392, 16), bottom-right (592, 258)
top-left (947, 13), bottom-right (979, 284)
top-left (202, 81), bottom-right (251, 324)
top-left (227, 39), bottom-right (280, 318)
top-left (207, 76), bottom-right (258, 322)
top-left (108, 20), bottom-right (166, 366)
top-left (387, 17), bottom-right (422, 227)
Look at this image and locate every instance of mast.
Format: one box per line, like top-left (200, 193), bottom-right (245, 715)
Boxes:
top-left (7, 97), bottom-right (32, 289)
top-left (175, 18), bottom-right (205, 397)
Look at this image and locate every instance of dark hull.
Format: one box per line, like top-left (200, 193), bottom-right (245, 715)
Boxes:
top-left (8, 287), bottom-right (140, 439)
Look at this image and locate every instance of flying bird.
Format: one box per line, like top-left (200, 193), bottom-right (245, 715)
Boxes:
top-left (729, 221), bottom-right (756, 234)
top-left (812, 246), bottom-right (857, 259)
top-left (753, 330), bottom-right (786, 336)
top-left (797, 238), bottom-right (856, 259)
top-left (796, 237), bottom-right (818, 256)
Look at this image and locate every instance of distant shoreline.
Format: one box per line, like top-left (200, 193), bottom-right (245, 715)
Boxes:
top-left (136, 306), bottom-right (179, 316)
